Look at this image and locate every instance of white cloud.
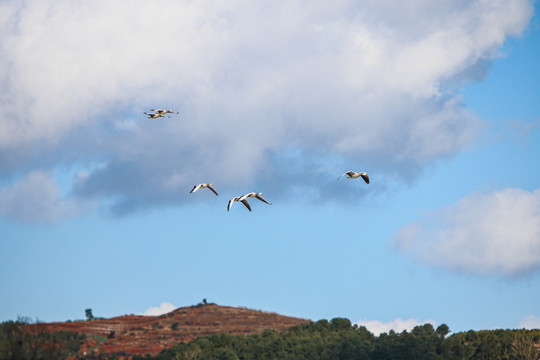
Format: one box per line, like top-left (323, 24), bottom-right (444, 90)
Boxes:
top-left (0, 170), bottom-right (95, 223)
top-left (0, 0), bottom-right (534, 216)
top-left (356, 318), bottom-right (436, 336)
top-left (392, 187), bottom-right (540, 277)
top-left (141, 302), bottom-right (177, 316)
top-left (519, 315), bottom-right (540, 329)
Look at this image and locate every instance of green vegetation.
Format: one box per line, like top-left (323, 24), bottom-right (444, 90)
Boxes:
top-left (134, 319), bottom-right (540, 360)
top-left (0, 318), bottom-right (87, 360)
top-left (1, 316), bottom-right (539, 360)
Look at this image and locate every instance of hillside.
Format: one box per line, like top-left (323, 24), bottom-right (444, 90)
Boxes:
top-left (34, 304), bottom-right (310, 358)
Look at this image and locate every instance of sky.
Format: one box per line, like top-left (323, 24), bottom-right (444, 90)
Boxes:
top-left (0, 0), bottom-right (539, 336)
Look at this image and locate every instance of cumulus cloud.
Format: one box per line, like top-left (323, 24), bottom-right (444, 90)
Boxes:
top-left (0, 0), bottom-right (534, 216)
top-left (141, 302), bottom-right (177, 316)
top-left (519, 315), bottom-right (540, 329)
top-left (392, 187), bottom-right (540, 277)
top-left (0, 170), bottom-right (95, 223)
top-left (356, 318), bottom-right (436, 336)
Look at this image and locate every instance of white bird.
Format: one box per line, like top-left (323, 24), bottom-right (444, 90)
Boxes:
top-left (190, 183), bottom-right (218, 196)
top-left (227, 196), bottom-right (252, 212)
top-left (144, 112), bottom-right (164, 119)
top-left (151, 109), bottom-right (179, 116)
top-left (242, 192), bottom-right (272, 205)
top-left (337, 171), bottom-right (369, 184)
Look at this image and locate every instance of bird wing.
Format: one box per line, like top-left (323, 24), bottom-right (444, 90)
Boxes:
top-left (227, 199), bottom-right (235, 211)
top-left (207, 185), bottom-right (219, 196)
top-left (361, 174), bottom-right (369, 184)
top-left (255, 194), bottom-right (271, 205)
top-left (190, 184), bottom-right (201, 193)
top-left (337, 172), bottom-right (348, 181)
top-left (241, 199), bottom-right (252, 211)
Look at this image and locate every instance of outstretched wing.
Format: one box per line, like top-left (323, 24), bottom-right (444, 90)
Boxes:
top-left (207, 185), bottom-right (219, 196)
top-left (361, 173), bottom-right (369, 184)
top-left (255, 194), bottom-right (271, 205)
top-left (190, 184), bottom-right (202, 193)
top-left (241, 199), bottom-right (252, 211)
top-left (227, 199), bottom-right (235, 211)
top-left (337, 171), bottom-right (349, 181)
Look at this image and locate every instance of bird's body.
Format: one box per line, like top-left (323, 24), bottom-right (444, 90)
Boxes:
top-left (337, 171), bottom-right (369, 184)
top-left (242, 192), bottom-right (272, 205)
top-left (227, 196), bottom-right (251, 211)
top-left (190, 183), bottom-right (218, 196)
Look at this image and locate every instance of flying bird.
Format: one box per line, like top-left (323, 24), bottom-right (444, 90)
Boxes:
top-left (227, 196), bottom-right (252, 212)
top-left (242, 192), bottom-right (272, 205)
top-left (337, 171), bottom-right (369, 184)
top-left (144, 112), bottom-right (164, 119)
top-left (190, 183), bottom-right (218, 196)
top-left (151, 109), bottom-right (179, 117)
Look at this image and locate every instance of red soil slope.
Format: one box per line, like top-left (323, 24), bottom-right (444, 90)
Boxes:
top-left (36, 304), bottom-right (310, 358)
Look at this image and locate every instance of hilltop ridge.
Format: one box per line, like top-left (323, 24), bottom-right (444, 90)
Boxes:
top-left (35, 304), bottom-right (310, 357)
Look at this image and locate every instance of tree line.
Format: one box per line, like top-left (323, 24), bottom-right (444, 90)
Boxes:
top-left (0, 317), bottom-right (87, 360)
top-left (1, 317), bottom-right (539, 360)
top-left (136, 318), bottom-right (540, 360)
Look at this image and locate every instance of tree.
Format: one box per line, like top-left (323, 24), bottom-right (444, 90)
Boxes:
top-left (510, 332), bottom-right (540, 360)
top-left (436, 324), bottom-right (450, 339)
top-left (85, 308), bottom-right (94, 321)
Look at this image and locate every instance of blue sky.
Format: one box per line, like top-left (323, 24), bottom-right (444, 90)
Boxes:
top-left (1, 0), bottom-right (539, 335)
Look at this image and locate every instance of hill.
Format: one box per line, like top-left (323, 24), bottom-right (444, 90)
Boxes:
top-left (34, 304), bottom-right (310, 358)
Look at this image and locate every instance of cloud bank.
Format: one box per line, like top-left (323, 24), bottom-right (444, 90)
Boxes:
top-left (356, 318), bottom-right (436, 336)
top-left (0, 0), bottom-right (534, 218)
top-left (0, 170), bottom-right (94, 223)
top-left (392, 187), bottom-right (540, 277)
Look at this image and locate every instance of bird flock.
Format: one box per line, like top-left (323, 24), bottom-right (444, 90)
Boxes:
top-left (190, 172), bottom-right (369, 212)
top-left (145, 108), bottom-right (369, 212)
